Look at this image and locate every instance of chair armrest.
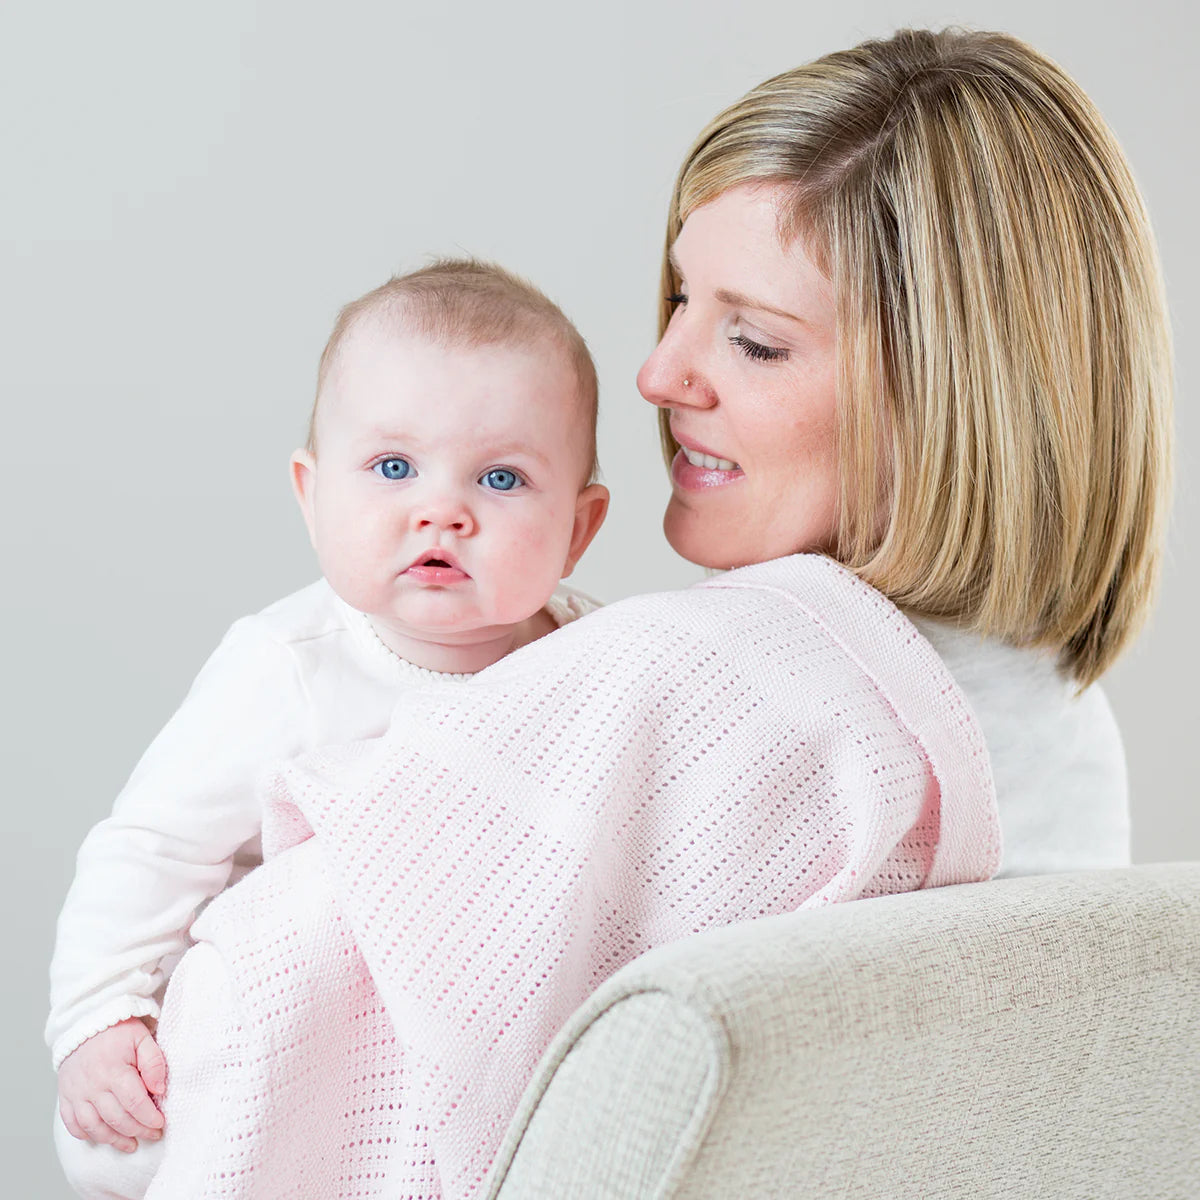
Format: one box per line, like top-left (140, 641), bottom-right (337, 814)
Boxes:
top-left (487, 864), bottom-right (1200, 1199)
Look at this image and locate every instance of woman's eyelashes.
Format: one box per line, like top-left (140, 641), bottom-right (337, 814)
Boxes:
top-left (729, 332), bottom-right (789, 362)
top-left (664, 292), bottom-right (790, 364)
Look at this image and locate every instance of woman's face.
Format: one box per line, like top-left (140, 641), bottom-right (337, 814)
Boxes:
top-left (637, 183), bottom-right (840, 570)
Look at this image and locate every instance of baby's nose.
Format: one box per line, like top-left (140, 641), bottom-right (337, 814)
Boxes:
top-left (411, 497), bottom-right (474, 535)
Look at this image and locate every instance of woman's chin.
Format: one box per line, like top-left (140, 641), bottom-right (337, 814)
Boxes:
top-left (663, 506), bottom-right (742, 571)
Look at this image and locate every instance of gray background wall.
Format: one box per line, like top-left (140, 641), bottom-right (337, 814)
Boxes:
top-left (4, 1), bottom-right (1195, 1189)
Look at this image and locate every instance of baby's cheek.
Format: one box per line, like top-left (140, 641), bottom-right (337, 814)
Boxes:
top-left (319, 524), bottom-right (389, 610)
top-left (490, 526), bottom-right (569, 614)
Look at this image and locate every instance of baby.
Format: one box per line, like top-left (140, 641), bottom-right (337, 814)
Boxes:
top-left (48, 259), bottom-right (609, 1168)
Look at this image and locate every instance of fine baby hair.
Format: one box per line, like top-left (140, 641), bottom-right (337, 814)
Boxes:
top-left (307, 257), bottom-right (601, 486)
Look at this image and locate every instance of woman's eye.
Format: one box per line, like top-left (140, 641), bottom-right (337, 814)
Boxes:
top-left (666, 292), bottom-right (688, 308)
top-left (373, 457), bottom-right (413, 480)
top-left (730, 333), bottom-right (789, 363)
top-left (481, 468), bottom-right (523, 492)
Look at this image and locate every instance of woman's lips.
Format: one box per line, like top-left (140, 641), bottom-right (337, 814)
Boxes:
top-left (670, 448), bottom-right (746, 490)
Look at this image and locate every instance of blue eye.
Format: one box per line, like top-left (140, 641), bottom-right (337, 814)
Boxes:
top-left (481, 468), bottom-right (523, 492)
top-left (374, 457), bottom-right (413, 480)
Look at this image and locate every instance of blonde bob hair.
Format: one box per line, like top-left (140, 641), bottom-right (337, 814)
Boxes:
top-left (659, 27), bottom-right (1173, 686)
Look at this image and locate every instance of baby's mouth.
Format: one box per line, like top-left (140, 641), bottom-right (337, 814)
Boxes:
top-left (404, 550), bottom-right (471, 583)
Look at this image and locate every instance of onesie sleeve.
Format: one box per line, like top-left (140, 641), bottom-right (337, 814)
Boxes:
top-left (45, 615), bottom-right (310, 1069)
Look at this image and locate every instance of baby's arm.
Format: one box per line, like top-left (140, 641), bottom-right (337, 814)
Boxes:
top-left (47, 616), bottom-right (309, 1084)
top-left (56, 1018), bottom-right (166, 1153)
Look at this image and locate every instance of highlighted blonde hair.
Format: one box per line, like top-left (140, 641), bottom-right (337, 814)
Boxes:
top-left (310, 258), bottom-right (600, 484)
top-left (660, 27), bottom-right (1173, 685)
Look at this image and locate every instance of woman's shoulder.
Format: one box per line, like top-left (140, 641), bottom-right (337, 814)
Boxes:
top-left (551, 554), bottom-right (962, 712)
top-left (696, 554), bottom-right (936, 672)
top-left (583, 554), bottom-right (874, 624)
top-left (482, 554), bottom-right (999, 885)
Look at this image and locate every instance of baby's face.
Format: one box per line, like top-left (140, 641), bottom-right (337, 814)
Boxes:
top-left (295, 326), bottom-right (599, 645)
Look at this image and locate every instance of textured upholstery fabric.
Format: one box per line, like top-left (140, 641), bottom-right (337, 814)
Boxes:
top-left (487, 864), bottom-right (1200, 1199)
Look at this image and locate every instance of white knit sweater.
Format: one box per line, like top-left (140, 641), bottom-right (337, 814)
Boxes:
top-left (143, 555), bottom-right (1001, 1199)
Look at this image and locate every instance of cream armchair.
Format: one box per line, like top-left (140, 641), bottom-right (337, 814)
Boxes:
top-left (485, 864), bottom-right (1200, 1199)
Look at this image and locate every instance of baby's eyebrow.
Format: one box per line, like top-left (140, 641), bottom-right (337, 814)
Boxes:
top-left (361, 431), bottom-right (554, 472)
top-left (490, 444), bottom-right (552, 470)
top-left (363, 426), bottom-right (416, 444)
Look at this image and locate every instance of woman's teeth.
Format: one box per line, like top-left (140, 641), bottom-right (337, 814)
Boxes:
top-left (682, 447), bottom-right (739, 471)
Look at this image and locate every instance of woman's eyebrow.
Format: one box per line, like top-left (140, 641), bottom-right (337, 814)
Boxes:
top-left (713, 287), bottom-right (813, 328)
top-left (668, 243), bottom-right (812, 328)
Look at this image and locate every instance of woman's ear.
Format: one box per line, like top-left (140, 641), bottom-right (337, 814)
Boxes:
top-left (562, 483), bottom-right (610, 577)
top-left (290, 449), bottom-right (319, 551)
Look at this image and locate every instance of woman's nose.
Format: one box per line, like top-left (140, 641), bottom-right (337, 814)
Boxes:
top-left (636, 325), bottom-right (712, 411)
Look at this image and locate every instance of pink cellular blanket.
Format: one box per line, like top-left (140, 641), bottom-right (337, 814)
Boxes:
top-left (148, 556), bottom-right (1001, 1199)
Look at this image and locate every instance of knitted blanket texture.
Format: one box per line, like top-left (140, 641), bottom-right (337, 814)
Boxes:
top-left (148, 556), bottom-right (1001, 1199)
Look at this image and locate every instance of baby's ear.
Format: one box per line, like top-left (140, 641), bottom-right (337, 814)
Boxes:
top-left (563, 483), bottom-right (610, 577)
top-left (290, 449), bottom-right (319, 551)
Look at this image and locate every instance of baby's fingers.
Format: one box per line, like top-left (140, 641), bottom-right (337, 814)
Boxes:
top-left (94, 1091), bottom-right (155, 1144)
top-left (112, 1065), bottom-right (165, 1133)
top-left (134, 1031), bottom-right (168, 1099)
top-left (68, 1099), bottom-right (138, 1153)
top-left (59, 1100), bottom-right (86, 1142)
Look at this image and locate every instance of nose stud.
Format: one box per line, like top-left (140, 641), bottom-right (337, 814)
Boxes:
top-left (683, 377), bottom-right (692, 388)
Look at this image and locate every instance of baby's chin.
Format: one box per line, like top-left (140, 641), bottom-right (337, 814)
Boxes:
top-left (378, 605), bottom-right (546, 644)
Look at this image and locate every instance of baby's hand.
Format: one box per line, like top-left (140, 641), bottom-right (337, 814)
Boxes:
top-left (57, 1018), bottom-right (167, 1153)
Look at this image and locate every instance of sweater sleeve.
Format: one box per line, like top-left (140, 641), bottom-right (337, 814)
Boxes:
top-left (46, 615), bottom-right (310, 1069)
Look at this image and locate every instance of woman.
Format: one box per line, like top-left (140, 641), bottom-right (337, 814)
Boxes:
top-left (639, 26), bottom-right (1171, 876)
top-left (60, 26), bottom-right (1171, 1200)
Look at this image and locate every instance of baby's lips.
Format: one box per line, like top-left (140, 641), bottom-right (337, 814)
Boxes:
top-left (407, 548), bottom-right (467, 574)
top-left (403, 558), bottom-right (471, 584)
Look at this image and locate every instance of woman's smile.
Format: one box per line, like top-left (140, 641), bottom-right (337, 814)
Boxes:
top-left (671, 427), bottom-right (743, 486)
top-left (670, 447), bottom-right (746, 489)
